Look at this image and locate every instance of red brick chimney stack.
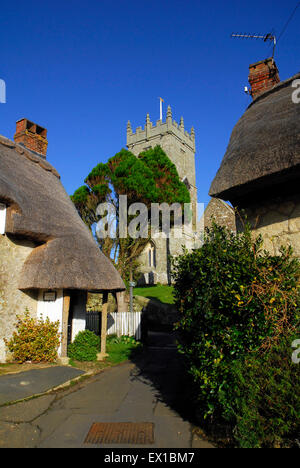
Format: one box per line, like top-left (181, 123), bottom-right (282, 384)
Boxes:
top-left (248, 58), bottom-right (280, 100)
top-left (14, 118), bottom-right (48, 158)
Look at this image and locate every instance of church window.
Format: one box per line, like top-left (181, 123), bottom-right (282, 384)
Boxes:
top-left (148, 243), bottom-right (156, 268)
top-left (182, 176), bottom-right (191, 191)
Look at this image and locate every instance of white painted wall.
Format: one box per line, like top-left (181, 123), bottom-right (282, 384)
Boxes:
top-left (0, 204), bottom-right (6, 234)
top-left (37, 289), bottom-right (64, 355)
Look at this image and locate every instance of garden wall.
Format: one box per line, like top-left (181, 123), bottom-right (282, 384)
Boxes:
top-left (0, 234), bottom-right (38, 362)
top-left (236, 194), bottom-right (300, 257)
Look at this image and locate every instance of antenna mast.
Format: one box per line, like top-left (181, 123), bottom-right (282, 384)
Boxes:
top-left (231, 32), bottom-right (277, 58)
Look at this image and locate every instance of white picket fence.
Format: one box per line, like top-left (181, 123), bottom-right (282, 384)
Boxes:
top-left (107, 311), bottom-right (142, 340)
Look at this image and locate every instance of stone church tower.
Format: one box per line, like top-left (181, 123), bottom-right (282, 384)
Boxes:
top-left (126, 106), bottom-right (200, 285)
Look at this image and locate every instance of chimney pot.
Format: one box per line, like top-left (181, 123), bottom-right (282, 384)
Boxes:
top-left (248, 58), bottom-right (280, 100)
top-left (14, 118), bottom-right (48, 158)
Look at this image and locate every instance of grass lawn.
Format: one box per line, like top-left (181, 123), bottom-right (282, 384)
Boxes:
top-left (68, 333), bottom-right (143, 369)
top-left (106, 336), bottom-right (142, 364)
top-left (133, 284), bottom-right (175, 305)
top-left (0, 335), bottom-right (143, 377)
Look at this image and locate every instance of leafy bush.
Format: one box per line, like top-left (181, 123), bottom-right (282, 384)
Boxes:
top-left (5, 311), bottom-right (60, 363)
top-left (172, 223), bottom-right (300, 446)
top-left (221, 333), bottom-right (300, 448)
top-left (68, 330), bottom-right (100, 362)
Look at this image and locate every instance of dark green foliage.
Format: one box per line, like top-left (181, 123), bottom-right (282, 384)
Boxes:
top-left (77, 146), bottom-right (190, 211)
top-left (222, 333), bottom-right (300, 448)
top-left (138, 146), bottom-right (190, 205)
top-left (71, 185), bottom-right (90, 206)
top-left (67, 330), bottom-right (100, 362)
top-left (172, 223), bottom-right (300, 447)
top-left (107, 149), bottom-right (159, 205)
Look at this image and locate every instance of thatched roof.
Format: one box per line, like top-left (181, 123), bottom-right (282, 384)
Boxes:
top-left (0, 135), bottom-right (125, 292)
top-left (209, 72), bottom-right (300, 202)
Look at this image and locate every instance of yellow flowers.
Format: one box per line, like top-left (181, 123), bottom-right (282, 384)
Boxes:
top-left (234, 293), bottom-right (244, 306)
top-left (213, 354), bottom-right (224, 365)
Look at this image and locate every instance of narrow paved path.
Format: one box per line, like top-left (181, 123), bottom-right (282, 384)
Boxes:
top-left (0, 332), bottom-right (213, 448)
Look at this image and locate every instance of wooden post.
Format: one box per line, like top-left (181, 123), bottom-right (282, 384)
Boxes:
top-left (97, 291), bottom-right (109, 361)
top-left (116, 291), bottom-right (127, 313)
top-left (60, 291), bottom-right (71, 365)
top-left (129, 268), bottom-right (133, 314)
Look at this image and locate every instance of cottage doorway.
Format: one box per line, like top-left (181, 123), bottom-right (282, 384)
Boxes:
top-left (67, 290), bottom-right (87, 345)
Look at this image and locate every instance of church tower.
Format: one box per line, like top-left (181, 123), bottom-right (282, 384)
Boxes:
top-left (126, 106), bottom-right (198, 285)
top-left (126, 106), bottom-right (197, 229)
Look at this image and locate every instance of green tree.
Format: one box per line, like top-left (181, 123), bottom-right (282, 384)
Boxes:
top-left (71, 146), bottom-right (190, 281)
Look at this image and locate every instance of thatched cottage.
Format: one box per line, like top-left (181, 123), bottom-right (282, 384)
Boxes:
top-left (0, 119), bottom-right (125, 363)
top-left (210, 58), bottom-right (300, 256)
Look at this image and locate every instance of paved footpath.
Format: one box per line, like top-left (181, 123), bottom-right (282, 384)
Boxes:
top-left (0, 332), bottom-right (214, 448)
top-left (0, 366), bottom-right (84, 406)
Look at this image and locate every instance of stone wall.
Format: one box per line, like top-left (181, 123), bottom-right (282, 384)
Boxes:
top-left (0, 234), bottom-right (38, 362)
top-left (137, 230), bottom-right (201, 285)
top-left (236, 195), bottom-right (300, 257)
top-left (134, 295), bottom-right (179, 331)
top-left (203, 198), bottom-right (236, 232)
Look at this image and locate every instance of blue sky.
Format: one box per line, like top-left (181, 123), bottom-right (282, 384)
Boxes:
top-left (1, 0), bottom-right (299, 207)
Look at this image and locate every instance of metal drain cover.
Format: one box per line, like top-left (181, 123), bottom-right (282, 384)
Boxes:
top-left (85, 422), bottom-right (155, 445)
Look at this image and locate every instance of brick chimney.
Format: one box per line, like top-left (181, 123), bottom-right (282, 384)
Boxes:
top-left (248, 58), bottom-right (280, 99)
top-left (14, 118), bottom-right (48, 158)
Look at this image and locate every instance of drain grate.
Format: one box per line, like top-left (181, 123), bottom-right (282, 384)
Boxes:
top-left (85, 422), bottom-right (154, 445)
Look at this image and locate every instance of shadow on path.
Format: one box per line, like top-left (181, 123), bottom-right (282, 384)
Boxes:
top-left (130, 330), bottom-right (196, 425)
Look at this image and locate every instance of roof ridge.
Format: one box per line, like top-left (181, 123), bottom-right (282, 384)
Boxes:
top-left (217, 198), bottom-right (235, 212)
top-left (0, 134), bottom-right (60, 179)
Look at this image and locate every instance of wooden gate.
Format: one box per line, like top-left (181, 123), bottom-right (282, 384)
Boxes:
top-left (86, 311), bottom-right (101, 336)
top-left (86, 310), bottom-right (142, 340)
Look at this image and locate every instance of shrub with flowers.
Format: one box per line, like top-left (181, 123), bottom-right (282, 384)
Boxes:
top-left (5, 311), bottom-right (61, 363)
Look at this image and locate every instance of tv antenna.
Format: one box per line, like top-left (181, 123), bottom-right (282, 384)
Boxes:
top-left (231, 32), bottom-right (277, 58)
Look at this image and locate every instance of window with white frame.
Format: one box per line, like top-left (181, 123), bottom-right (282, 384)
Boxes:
top-left (0, 204), bottom-right (6, 235)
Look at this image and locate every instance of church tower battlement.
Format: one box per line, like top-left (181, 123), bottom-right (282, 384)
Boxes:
top-left (127, 105), bottom-right (195, 153)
